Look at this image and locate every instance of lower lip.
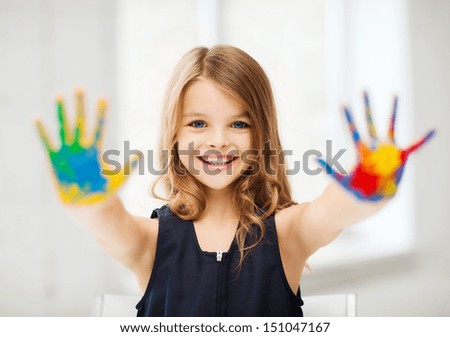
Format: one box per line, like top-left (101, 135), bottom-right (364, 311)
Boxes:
top-left (197, 157), bottom-right (238, 171)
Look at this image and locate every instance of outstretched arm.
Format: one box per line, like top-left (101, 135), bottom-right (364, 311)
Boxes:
top-left (292, 92), bottom-right (435, 256)
top-left (35, 90), bottom-right (150, 271)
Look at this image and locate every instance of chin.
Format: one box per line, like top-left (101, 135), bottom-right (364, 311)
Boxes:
top-left (195, 174), bottom-right (241, 192)
top-left (198, 179), bottom-right (235, 192)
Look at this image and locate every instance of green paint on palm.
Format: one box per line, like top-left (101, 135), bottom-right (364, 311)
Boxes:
top-left (38, 93), bottom-right (108, 194)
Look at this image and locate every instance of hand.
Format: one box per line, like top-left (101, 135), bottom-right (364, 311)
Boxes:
top-left (35, 89), bottom-right (138, 205)
top-left (317, 92), bottom-right (436, 202)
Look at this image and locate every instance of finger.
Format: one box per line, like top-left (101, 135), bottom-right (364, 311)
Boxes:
top-left (57, 96), bottom-right (72, 145)
top-left (316, 158), bottom-right (344, 181)
top-left (388, 95), bottom-right (398, 142)
top-left (344, 106), bottom-right (361, 148)
top-left (402, 129), bottom-right (436, 159)
top-left (74, 88), bottom-right (86, 143)
top-left (363, 91), bottom-right (378, 143)
top-left (93, 98), bottom-right (107, 148)
top-left (34, 119), bottom-right (55, 153)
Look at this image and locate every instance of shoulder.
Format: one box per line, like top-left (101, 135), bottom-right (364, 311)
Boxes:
top-left (273, 203), bottom-right (315, 257)
top-left (275, 199), bottom-right (346, 258)
top-left (133, 215), bottom-right (159, 242)
top-left (130, 204), bottom-right (176, 271)
top-left (273, 203), bottom-right (310, 238)
top-left (137, 204), bottom-right (171, 239)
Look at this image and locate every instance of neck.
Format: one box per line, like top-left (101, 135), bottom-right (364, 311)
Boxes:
top-left (201, 187), bottom-right (238, 221)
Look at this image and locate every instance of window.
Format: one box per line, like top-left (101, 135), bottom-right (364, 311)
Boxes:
top-left (118, 0), bottom-right (414, 270)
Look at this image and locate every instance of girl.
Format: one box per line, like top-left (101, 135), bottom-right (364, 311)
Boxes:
top-left (35, 45), bottom-right (435, 317)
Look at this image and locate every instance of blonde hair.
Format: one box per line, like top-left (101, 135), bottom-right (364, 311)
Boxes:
top-left (151, 45), bottom-right (298, 272)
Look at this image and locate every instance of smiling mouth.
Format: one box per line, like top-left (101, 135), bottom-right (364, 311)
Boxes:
top-left (197, 156), bottom-right (238, 168)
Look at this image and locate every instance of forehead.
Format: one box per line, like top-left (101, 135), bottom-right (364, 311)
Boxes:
top-left (182, 79), bottom-right (249, 119)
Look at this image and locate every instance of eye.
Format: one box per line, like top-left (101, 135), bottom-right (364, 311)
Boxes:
top-left (232, 121), bottom-right (250, 129)
top-left (189, 120), bottom-right (207, 128)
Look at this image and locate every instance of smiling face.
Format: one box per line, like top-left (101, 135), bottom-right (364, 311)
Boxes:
top-left (177, 78), bottom-right (253, 194)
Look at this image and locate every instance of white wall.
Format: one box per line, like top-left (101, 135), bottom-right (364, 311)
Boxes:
top-left (0, 0), bottom-right (133, 316)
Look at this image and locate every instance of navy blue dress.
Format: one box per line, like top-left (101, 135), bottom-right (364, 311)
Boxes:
top-left (136, 204), bottom-right (304, 316)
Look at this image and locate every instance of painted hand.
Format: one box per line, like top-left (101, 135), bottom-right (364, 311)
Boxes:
top-left (35, 90), bottom-right (138, 205)
top-left (317, 92), bottom-right (436, 202)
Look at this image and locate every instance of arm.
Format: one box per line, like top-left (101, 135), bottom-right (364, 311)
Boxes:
top-left (291, 92), bottom-right (435, 256)
top-left (66, 195), bottom-right (154, 272)
top-left (35, 90), bottom-right (148, 271)
top-left (293, 182), bottom-right (387, 257)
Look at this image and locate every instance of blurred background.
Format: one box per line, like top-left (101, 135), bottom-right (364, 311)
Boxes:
top-left (0, 0), bottom-right (448, 316)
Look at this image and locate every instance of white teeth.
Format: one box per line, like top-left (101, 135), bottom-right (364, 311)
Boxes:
top-left (201, 157), bottom-right (235, 164)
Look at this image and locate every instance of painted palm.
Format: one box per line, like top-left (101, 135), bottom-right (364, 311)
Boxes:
top-left (35, 90), bottom-right (136, 205)
top-left (318, 92), bottom-right (436, 201)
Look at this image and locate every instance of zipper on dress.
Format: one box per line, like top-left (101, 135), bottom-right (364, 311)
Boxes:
top-left (215, 249), bottom-right (223, 316)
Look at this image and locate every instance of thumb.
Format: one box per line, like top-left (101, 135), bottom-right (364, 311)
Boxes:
top-left (108, 153), bottom-right (143, 192)
top-left (402, 129), bottom-right (436, 160)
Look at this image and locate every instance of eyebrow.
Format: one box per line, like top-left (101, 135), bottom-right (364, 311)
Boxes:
top-left (183, 112), bottom-right (250, 118)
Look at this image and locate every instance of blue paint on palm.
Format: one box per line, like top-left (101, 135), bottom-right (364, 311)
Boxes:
top-left (49, 143), bottom-right (107, 193)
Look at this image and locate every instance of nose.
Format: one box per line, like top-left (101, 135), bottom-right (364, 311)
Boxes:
top-left (207, 128), bottom-right (230, 149)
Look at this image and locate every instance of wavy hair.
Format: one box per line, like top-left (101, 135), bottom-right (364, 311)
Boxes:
top-left (151, 45), bottom-right (298, 272)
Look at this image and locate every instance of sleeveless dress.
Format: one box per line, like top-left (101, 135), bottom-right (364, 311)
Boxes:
top-left (136, 204), bottom-right (304, 316)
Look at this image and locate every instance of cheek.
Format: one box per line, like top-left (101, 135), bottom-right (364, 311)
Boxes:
top-left (246, 136), bottom-right (252, 149)
top-left (178, 132), bottom-right (252, 152)
top-left (237, 133), bottom-right (252, 148)
top-left (176, 136), bottom-right (200, 168)
top-left (177, 130), bottom-right (203, 149)
top-left (177, 131), bottom-right (195, 151)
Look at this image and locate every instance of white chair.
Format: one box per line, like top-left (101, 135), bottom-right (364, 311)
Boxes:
top-left (91, 293), bottom-right (356, 317)
top-left (302, 293), bottom-right (356, 317)
top-left (91, 294), bottom-right (141, 317)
